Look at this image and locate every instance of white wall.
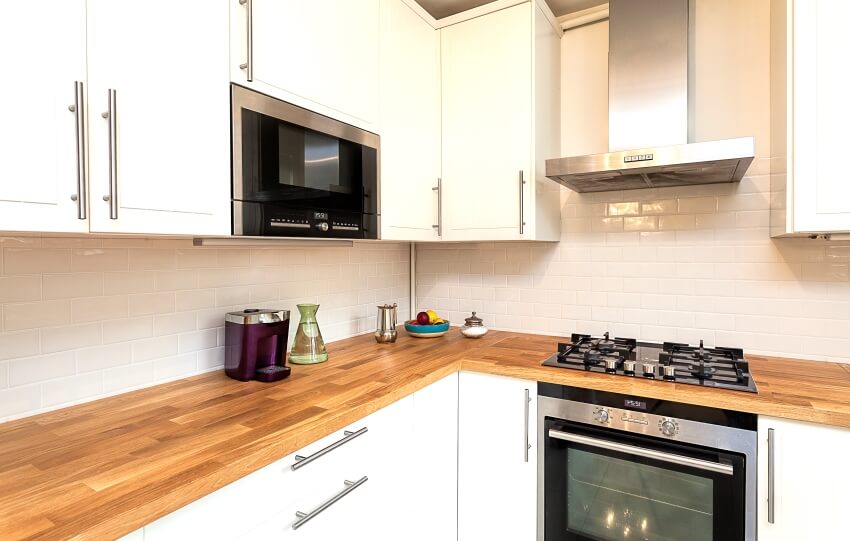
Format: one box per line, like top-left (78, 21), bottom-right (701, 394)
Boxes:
top-left (0, 237), bottom-right (409, 421)
top-left (416, 0), bottom-right (850, 363)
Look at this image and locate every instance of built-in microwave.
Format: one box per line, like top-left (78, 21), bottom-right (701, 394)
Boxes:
top-left (231, 85), bottom-right (379, 239)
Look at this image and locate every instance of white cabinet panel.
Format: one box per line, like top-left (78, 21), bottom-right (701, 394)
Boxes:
top-left (409, 373), bottom-right (458, 541)
top-left (441, 3), bottom-right (532, 240)
top-left (772, 0), bottom-right (850, 234)
top-left (758, 416), bottom-right (850, 540)
top-left (0, 0), bottom-right (88, 233)
top-left (379, 0), bottom-right (442, 241)
top-left (458, 371), bottom-right (537, 541)
top-left (86, 0), bottom-right (231, 236)
top-left (234, 0), bottom-right (380, 131)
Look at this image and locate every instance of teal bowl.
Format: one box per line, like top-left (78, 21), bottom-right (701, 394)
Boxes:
top-left (404, 320), bottom-right (450, 338)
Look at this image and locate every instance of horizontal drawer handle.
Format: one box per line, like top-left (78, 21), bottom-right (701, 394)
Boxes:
top-left (293, 476), bottom-right (368, 530)
top-left (291, 426), bottom-right (368, 471)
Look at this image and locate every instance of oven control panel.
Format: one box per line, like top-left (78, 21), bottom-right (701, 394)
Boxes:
top-left (592, 407), bottom-right (610, 424)
top-left (658, 417), bottom-right (680, 437)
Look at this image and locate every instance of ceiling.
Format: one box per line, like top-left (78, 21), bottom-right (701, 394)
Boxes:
top-left (415, 0), bottom-right (606, 19)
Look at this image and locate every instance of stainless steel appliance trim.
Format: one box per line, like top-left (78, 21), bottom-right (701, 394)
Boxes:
top-left (224, 309), bottom-right (290, 325)
top-left (432, 177), bottom-right (442, 236)
top-left (519, 170), bottom-right (525, 235)
top-left (767, 427), bottom-right (775, 524)
top-left (231, 84), bottom-right (380, 202)
top-left (548, 428), bottom-right (734, 475)
top-left (238, 0), bottom-right (253, 81)
top-left (524, 388), bottom-right (531, 462)
top-left (102, 89), bottom-right (118, 219)
top-left (291, 427), bottom-right (368, 471)
top-left (537, 394), bottom-right (757, 541)
top-left (293, 476), bottom-right (368, 530)
top-left (71, 81), bottom-right (87, 220)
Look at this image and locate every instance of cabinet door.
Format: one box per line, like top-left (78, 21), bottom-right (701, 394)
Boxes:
top-left (758, 416), bottom-right (850, 540)
top-left (458, 371), bottom-right (536, 541)
top-left (86, 0), bottom-right (230, 236)
top-left (239, 0), bottom-right (380, 130)
top-left (409, 373), bottom-right (458, 541)
top-left (792, 0), bottom-right (850, 232)
top-left (379, 0), bottom-right (442, 241)
top-left (441, 3), bottom-right (532, 241)
top-left (0, 1), bottom-right (88, 233)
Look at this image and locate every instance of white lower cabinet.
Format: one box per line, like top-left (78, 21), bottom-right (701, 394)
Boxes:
top-left (458, 371), bottom-right (537, 541)
top-left (758, 416), bottom-right (850, 540)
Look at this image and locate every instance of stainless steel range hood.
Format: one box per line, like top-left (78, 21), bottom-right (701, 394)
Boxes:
top-left (546, 0), bottom-right (755, 193)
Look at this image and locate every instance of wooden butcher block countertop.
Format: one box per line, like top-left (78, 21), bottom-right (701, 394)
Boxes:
top-left (2, 329), bottom-right (850, 540)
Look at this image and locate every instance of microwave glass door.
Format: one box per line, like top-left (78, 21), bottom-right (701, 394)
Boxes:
top-left (543, 419), bottom-right (746, 541)
top-left (239, 109), bottom-right (374, 212)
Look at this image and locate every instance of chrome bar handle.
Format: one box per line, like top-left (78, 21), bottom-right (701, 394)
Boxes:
top-left (519, 170), bottom-right (526, 235)
top-left (523, 388), bottom-right (531, 462)
top-left (432, 177), bottom-right (442, 237)
top-left (239, 0), bottom-right (253, 81)
top-left (293, 476), bottom-right (368, 530)
top-left (291, 426), bottom-right (368, 471)
top-left (549, 429), bottom-right (734, 475)
top-left (101, 89), bottom-right (118, 219)
top-left (70, 81), bottom-right (87, 220)
top-left (767, 427), bottom-right (775, 524)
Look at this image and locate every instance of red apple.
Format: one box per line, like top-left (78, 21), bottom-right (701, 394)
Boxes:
top-left (416, 311), bottom-right (430, 325)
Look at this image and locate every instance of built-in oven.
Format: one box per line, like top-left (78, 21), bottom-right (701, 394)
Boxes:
top-left (231, 84), bottom-right (379, 239)
top-left (538, 383), bottom-right (757, 541)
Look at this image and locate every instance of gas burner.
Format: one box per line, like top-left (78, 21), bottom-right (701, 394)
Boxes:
top-left (545, 335), bottom-right (757, 393)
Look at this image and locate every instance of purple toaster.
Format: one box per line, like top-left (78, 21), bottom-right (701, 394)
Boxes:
top-left (225, 308), bottom-right (291, 382)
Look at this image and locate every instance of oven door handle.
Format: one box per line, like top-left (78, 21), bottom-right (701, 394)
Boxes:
top-left (548, 429), bottom-right (734, 476)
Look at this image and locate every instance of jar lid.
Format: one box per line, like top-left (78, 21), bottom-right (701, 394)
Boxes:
top-left (464, 312), bottom-right (484, 327)
top-left (225, 308), bottom-right (290, 325)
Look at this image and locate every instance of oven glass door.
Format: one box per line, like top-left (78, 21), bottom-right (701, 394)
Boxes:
top-left (238, 108), bottom-right (377, 213)
top-left (544, 419), bottom-right (746, 541)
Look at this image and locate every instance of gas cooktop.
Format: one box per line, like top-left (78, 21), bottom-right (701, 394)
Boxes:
top-left (542, 332), bottom-right (758, 393)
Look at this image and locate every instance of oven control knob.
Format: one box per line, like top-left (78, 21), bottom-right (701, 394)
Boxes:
top-left (660, 419), bottom-right (677, 437)
top-left (316, 222), bottom-right (329, 232)
top-left (593, 409), bottom-right (609, 423)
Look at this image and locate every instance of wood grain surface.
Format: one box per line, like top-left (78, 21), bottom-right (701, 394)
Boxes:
top-left (1, 329), bottom-right (849, 540)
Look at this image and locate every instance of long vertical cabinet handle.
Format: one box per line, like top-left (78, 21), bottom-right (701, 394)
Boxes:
top-left (101, 89), bottom-right (118, 219)
top-left (767, 427), bottom-right (776, 524)
top-left (523, 388), bottom-right (531, 462)
top-left (519, 170), bottom-right (526, 235)
top-left (432, 177), bottom-right (442, 237)
top-left (70, 81), bottom-right (87, 220)
top-left (239, 0), bottom-right (253, 81)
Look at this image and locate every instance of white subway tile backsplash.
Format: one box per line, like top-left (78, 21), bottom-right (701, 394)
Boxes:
top-left (43, 273), bottom-right (102, 300)
top-left (102, 316), bottom-right (154, 344)
top-left (10, 352), bottom-right (75, 387)
top-left (76, 343), bottom-right (132, 373)
top-left (71, 248), bottom-right (128, 272)
top-left (5, 300), bottom-right (71, 331)
top-left (0, 275), bottom-right (42, 303)
top-left (0, 238), bottom-right (409, 422)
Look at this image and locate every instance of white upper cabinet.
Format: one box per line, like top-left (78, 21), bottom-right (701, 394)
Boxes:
top-left (458, 372), bottom-right (537, 540)
top-left (441, 1), bottom-right (561, 241)
top-left (0, 1), bottom-right (88, 233)
top-left (86, 0), bottom-right (231, 236)
top-left (758, 416), bottom-right (850, 541)
top-left (771, 0), bottom-right (850, 235)
top-left (232, 0), bottom-right (380, 132)
top-left (379, 0), bottom-right (442, 241)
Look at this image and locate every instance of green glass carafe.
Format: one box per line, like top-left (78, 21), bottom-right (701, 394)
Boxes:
top-left (289, 303), bottom-right (328, 364)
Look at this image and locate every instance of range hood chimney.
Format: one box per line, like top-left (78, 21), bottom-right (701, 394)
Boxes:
top-left (546, 0), bottom-right (754, 193)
